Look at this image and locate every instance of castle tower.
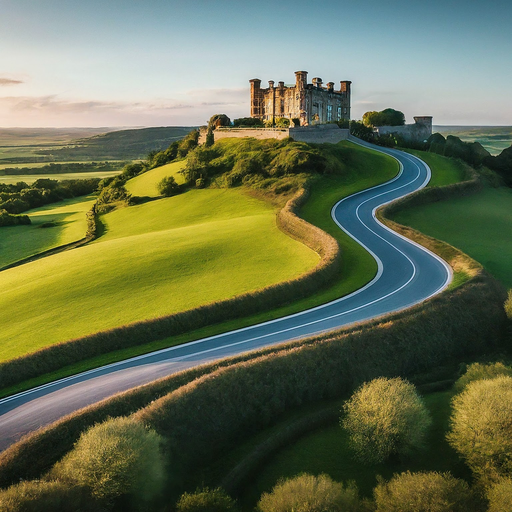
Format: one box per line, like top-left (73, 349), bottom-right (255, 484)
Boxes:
top-left (249, 78), bottom-right (262, 118)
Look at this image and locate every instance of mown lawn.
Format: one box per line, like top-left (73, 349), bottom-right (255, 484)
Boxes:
top-left (239, 390), bottom-right (471, 509)
top-left (392, 186), bottom-right (512, 288)
top-left (0, 186), bottom-right (319, 363)
top-left (125, 160), bottom-right (185, 197)
top-left (0, 195), bottom-right (96, 268)
top-left (404, 150), bottom-right (467, 187)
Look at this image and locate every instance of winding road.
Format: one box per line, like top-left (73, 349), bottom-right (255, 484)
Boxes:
top-left (0, 138), bottom-right (451, 451)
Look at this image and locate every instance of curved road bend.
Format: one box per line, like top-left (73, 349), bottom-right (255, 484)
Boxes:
top-left (0, 138), bottom-right (451, 451)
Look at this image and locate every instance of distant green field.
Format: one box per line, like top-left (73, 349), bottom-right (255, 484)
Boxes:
top-left (434, 125), bottom-right (512, 155)
top-left (393, 186), bottom-right (512, 288)
top-left (125, 160), bottom-right (186, 197)
top-left (0, 185), bottom-right (319, 362)
top-left (404, 150), bottom-right (466, 187)
top-left (0, 171), bottom-right (120, 185)
top-left (0, 195), bottom-right (96, 268)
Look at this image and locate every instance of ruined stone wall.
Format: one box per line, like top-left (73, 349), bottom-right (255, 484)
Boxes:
top-left (375, 117), bottom-right (433, 143)
top-left (202, 125), bottom-right (349, 145)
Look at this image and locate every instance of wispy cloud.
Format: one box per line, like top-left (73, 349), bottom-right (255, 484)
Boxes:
top-left (0, 78), bottom-right (23, 86)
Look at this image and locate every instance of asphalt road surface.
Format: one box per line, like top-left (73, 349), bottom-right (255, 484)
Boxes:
top-left (0, 138), bottom-right (451, 451)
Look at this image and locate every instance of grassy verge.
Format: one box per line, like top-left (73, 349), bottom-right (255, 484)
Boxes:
top-left (0, 195), bottom-right (96, 268)
top-left (403, 150), bottom-right (467, 187)
top-left (392, 186), bottom-right (512, 288)
top-left (0, 171), bottom-right (121, 184)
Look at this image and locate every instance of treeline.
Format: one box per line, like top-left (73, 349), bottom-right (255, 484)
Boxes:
top-left (0, 209), bottom-right (30, 227)
top-left (0, 161), bottom-right (124, 176)
top-left (0, 179), bottom-right (101, 216)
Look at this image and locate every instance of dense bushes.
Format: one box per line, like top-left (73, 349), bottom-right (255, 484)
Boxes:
top-left (157, 176), bottom-right (181, 196)
top-left (233, 117), bottom-right (264, 127)
top-left (342, 378), bottom-right (431, 464)
top-left (0, 209), bottom-right (30, 227)
top-left (447, 376), bottom-right (512, 483)
top-left (454, 362), bottom-right (512, 393)
top-left (257, 474), bottom-right (362, 512)
top-left (373, 471), bottom-right (473, 512)
top-left (0, 178), bottom-right (101, 215)
top-left (176, 487), bottom-right (238, 512)
top-left (363, 108), bottom-right (405, 127)
top-left (51, 417), bottom-right (164, 508)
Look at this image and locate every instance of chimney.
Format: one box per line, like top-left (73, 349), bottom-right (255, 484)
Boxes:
top-left (295, 70), bottom-right (308, 90)
top-left (327, 82), bottom-right (334, 92)
top-left (268, 80), bottom-right (275, 88)
top-left (312, 77), bottom-right (323, 89)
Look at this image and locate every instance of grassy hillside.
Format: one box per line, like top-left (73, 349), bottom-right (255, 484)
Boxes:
top-left (0, 195), bottom-right (96, 268)
top-left (0, 185), bottom-right (319, 363)
top-left (404, 150), bottom-right (467, 187)
top-left (125, 160), bottom-right (185, 197)
top-left (434, 125), bottom-right (512, 155)
top-left (392, 186), bottom-right (512, 288)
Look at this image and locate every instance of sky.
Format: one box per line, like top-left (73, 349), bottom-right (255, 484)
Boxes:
top-left (0, 0), bottom-right (511, 127)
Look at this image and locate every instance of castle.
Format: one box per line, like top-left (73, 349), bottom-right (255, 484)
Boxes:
top-left (250, 71), bottom-right (351, 126)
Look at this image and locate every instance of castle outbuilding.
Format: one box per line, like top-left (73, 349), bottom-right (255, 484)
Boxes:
top-left (250, 71), bottom-right (351, 126)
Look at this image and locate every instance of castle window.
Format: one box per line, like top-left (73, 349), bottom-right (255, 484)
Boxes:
top-left (327, 105), bottom-right (333, 122)
top-left (337, 107), bottom-right (342, 119)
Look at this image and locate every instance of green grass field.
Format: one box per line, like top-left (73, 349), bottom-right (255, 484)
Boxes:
top-left (125, 160), bottom-right (185, 197)
top-left (0, 183), bottom-right (319, 362)
top-left (0, 171), bottom-right (121, 185)
top-left (0, 141), bottom-right (400, 373)
top-left (0, 195), bottom-right (96, 268)
top-left (404, 150), bottom-right (467, 187)
top-left (392, 186), bottom-right (512, 288)
top-left (239, 390), bottom-right (470, 508)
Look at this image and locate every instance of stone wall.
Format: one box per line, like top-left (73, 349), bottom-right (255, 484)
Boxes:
top-left (199, 125), bottom-right (349, 145)
top-left (375, 116), bottom-right (433, 143)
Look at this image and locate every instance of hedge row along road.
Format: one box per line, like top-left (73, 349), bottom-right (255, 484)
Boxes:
top-left (0, 138), bottom-right (451, 450)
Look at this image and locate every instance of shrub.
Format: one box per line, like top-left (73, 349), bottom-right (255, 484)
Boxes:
top-left (0, 480), bottom-right (94, 512)
top-left (233, 117), bottom-right (264, 128)
top-left (157, 176), bottom-right (180, 196)
top-left (176, 487), bottom-right (237, 512)
top-left (447, 376), bottom-right (512, 482)
top-left (342, 377), bottom-right (431, 464)
top-left (51, 417), bottom-right (164, 507)
top-left (373, 471), bottom-right (472, 512)
top-left (487, 478), bottom-right (512, 512)
top-left (505, 289), bottom-right (512, 320)
top-left (454, 362), bottom-right (512, 393)
top-left (257, 473), bottom-right (362, 512)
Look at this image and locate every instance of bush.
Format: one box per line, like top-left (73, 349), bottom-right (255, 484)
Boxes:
top-left (157, 176), bottom-right (181, 196)
top-left (233, 117), bottom-right (264, 128)
top-left (447, 376), bottom-right (512, 482)
top-left (454, 362), bottom-right (512, 393)
top-left (257, 473), bottom-right (362, 512)
top-left (505, 290), bottom-right (512, 320)
top-left (51, 417), bottom-right (164, 507)
top-left (342, 377), bottom-right (431, 464)
top-left (487, 478), bottom-right (512, 512)
top-left (0, 480), bottom-right (94, 512)
top-left (176, 487), bottom-right (237, 512)
top-left (373, 471), bottom-right (472, 512)
top-left (0, 209), bottom-right (30, 227)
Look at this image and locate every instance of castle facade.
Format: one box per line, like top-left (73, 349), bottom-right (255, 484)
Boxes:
top-left (250, 71), bottom-right (351, 126)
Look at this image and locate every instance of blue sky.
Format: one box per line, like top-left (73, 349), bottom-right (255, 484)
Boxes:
top-left (0, 0), bottom-right (510, 127)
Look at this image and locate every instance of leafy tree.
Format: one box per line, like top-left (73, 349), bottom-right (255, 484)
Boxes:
top-left (349, 120), bottom-right (374, 141)
top-left (177, 130), bottom-right (200, 158)
top-left (487, 478), bottom-right (512, 512)
top-left (157, 175), bottom-right (181, 196)
top-left (373, 471), bottom-right (473, 512)
top-left (205, 127), bottom-right (215, 147)
top-left (0, 480), bottom-right (95, 512)
top-left (274, 117), bottom-right (290, 128)
top-left (176, 487), bottom-right (238, 512)
top-left (257, 473), bottom-right (363, 512)
top-left (454, 362), bottom-right (512, 393)
top-left (363, 108), bottom-right (405, 127)
top-left (505, 289), bottom-right (512, 320)
top-left (342, 377), bottom-right (431, 464)
top-left (447, 376), bottom-right (512, 482)
top-left (208, 114), bottom-right (231, 129)
top-left (51, 417), bottom-right (165, 508)
top-left (233, 117), bottom-right (264, 127)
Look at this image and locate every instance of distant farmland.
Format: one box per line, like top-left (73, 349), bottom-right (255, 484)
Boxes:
top-left (434, 125), bottom-right (512, 155)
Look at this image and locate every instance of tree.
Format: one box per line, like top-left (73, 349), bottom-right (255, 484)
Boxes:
top-left (373, 471), bottom-right (473, 512)
top-left (257, 473), bottom-right (363, 512)
top-left (176, 487), bottom-right (238, 512)
top-left (363, 108), bottom-right (405, 127)
top-left (447, 376), bottom-right (512, 482)
top-left (505, 289), bottom-right (512, 320)
top-left (157, 175), bottom-right (180, 196)
top-left (205, 127), bottom-right (215, 147)
top-left (454, 362), bottom-right (512, 393)
top-left (208, 114), bottom-right (231, 129)
top-left (51, 417), bottom-right (165, 508)
top-left (487, 478), bottom-right (512, 512)
top-left (342, 377), bottom-right (431, 464)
